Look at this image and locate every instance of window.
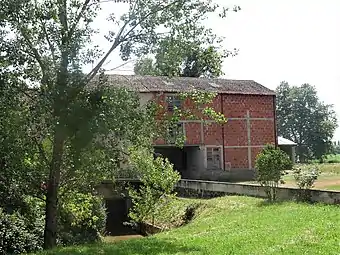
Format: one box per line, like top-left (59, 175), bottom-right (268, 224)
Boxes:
top-left (167, 123), bottom-right (184, 144)
top-left (206, 147), bottom-right (222, 169)
top-left (166, 95), bottom-right (182, 112)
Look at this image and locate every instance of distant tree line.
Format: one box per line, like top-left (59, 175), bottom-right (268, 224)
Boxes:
top-left (276, 82), bottom-right (338, 162)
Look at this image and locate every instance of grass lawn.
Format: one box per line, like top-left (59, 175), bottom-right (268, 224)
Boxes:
top-left (35, 196), bottom-right (340, 255)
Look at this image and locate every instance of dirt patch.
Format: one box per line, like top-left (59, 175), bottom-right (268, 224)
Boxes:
top-left (314, 179), bottom-right (340, 189)
top-left (104, 234), bottom-right (143, 243)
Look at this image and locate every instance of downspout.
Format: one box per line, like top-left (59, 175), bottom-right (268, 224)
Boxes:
top-left (221, 94), bottom-right (226, 171)
top-left (273, 95), bottom-right (278, 148)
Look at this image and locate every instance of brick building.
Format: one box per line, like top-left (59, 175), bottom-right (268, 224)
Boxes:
top-left (106, 75), bottom-right (276, 181)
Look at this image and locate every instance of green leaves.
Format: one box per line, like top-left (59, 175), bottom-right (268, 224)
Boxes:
top-left (276, 82), bottom-right (338, 161)
top-left (255, 145), bottom-right (292, 201)
top-left (1, 0), bottom-right (235, 248)
top-left (134, 41), bottom-right (230, 78)
top-left (293, 165), bottom-right (320, 190)
top-left (128, 147), bottom-right (180, 224)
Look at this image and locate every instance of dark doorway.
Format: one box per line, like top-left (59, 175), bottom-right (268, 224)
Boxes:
top-left (154, 146), bottom-right (200, 179)
top-left (105, 198), bottom-right (135, 236)
top-left (154, 147), bottom-right (187, 174)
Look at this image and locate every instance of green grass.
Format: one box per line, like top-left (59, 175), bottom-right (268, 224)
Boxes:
top-left (309, 154), bottom-right (340, 164)
top-left (323, 184), bottom-right (340, 191)
top-left (35, 196), bottom-right (340, 255)
top-left (324, 154), bottom-right (340, 164)
top-left (146, 197), bottom-right (202, 229)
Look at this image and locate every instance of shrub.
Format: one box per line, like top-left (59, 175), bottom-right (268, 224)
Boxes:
top-left (57, 192), bottom-right (106, 246)
top-left (255, 145), bottom-right (293, 201)
top-left (128, 148), bottom-right (180, 227)
top-left (293, 165), bottom-right (320, 201)
top-left (0, 208), bottom-right (44, 254)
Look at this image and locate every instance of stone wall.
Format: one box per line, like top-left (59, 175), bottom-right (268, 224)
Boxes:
top-left (177, 179), bottom-right (340, 205)
top-left (188, 168), bottom-right (256, 182)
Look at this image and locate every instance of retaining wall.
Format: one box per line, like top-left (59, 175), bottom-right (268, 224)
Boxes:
top-left (177, 179), bottom-right (340, 205)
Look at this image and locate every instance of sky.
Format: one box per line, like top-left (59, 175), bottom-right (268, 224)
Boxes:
top-left (91, 0), bottom-right (340, 140)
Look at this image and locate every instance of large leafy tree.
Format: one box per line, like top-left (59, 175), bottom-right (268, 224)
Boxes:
top-left (1, 0), bottom-right (234, 249)
top-left (0, 71), bottom-right (45, 212)
top-left (134, 5), bottom-right (241, 78)
top-left (134, 35), bottom-right (239, 78)
top-left (276, 82), bottom-right (338, 162)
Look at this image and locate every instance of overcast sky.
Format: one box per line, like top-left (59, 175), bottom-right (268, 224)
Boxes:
top-left (90, 0), bottom-right (340, 140)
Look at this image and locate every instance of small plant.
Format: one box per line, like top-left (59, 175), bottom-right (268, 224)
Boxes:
top-left (255, 145), bottom-right (293, 202)
top-left (293, 165), bottom-right (320, 201)
top-left (128, 148), bottom-right (180, 228)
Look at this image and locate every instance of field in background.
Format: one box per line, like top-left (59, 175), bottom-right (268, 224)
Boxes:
top-left (324, 154), bottom-right (340, 163)
top-left (35, 196), bottom-right (340, 255)
top-left (283, 156), bottom-right (340, 190)
top-left (241, 155), bottom-right (340, 191)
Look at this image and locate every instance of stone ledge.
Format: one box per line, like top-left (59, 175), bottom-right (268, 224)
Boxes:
top-left (177, 179), bottom-right (340, 205)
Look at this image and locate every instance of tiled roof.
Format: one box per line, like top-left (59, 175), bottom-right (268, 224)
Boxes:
top-left (98, 75), bottom-right (275, 96)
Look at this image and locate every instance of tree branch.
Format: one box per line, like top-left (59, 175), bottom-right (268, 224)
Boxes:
top-left (85, 0), bottom-right (182, 83)
top-left (85, 19), bottom-right (130, 81)
top-left (67, 0), bottom-right (91, 40)
top-left (58, 0), bottom-right (69, 40)
top-left (104, 59), bottom-right (136, 72)
top-left (18, 27), bottom-right (50, 87)
top-left (19, 29), bottom-right (44, 70)
top-left (39, 18), bottom-right (58, 68)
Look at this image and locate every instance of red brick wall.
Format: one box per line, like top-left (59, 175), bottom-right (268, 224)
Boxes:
top-left (150, 92), bottom-right (276, 170)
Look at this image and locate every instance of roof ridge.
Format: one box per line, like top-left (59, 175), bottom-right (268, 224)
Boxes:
top-left (99, 74), bottom-right (276, 96)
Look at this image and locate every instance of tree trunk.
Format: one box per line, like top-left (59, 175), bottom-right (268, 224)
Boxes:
top-left (43, 128), bottom-right (65, 249)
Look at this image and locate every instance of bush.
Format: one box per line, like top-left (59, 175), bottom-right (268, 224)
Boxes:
top-left (0, 208), bottom-right (44, 254)
top-left (57, 192), bottom-right (106, 246)
top-left (255, 145), bottom-right (293, 201)
top-left (293, 165), bottom-right (320, 201)
top-left (128, 148), bottom-right (180, 226)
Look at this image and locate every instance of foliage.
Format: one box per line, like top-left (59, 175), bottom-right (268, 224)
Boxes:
top-left (0, 206), bottom-right (44, 254)
top-left (36, 196), bottom-right (340, 255)
top-left (57, 193), bottom-right (106, 246)
top-left (276, 82), bottom-right (338, 162)
top-left (0, 73), bottom-right (47, 213)
top-left (134, 45), bottom-right (231, 78)
top-left (132, 4), bottom-right (240, 78)
top-left (293, 165), bottom-right (320, 189)
top-left (134, 58), bottom-right (159, 76)
top-left (128, 148), bottom-right (180, 226)
top-left (293, 165), bottom-right (320, 201)
top-left (255, 145), bottom-right (293, 201)
top-left (1, 0), bottom-right (234, 249)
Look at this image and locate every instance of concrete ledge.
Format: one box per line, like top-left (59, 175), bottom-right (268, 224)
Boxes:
top-left (177, 179), bottom-right (340, 205)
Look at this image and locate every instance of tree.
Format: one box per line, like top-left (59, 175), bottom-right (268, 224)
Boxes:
top-left (255, 145), bottom-right (292, 202)
top-left (276, 82), bottom-right (338, 162)
top-left (1, 0), bottom-right (235, 249)
top-left (127, 147), bottom-right (180, 227)
top-left (134, 40), bottom-right (238, 78)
